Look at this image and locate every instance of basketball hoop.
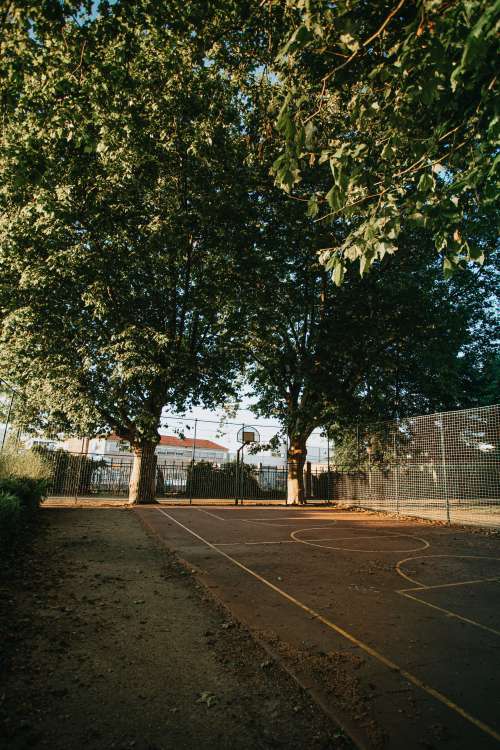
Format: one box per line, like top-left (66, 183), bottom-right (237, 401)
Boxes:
top-left (237, 426), bottom-right (260, 445)
top-left (235, 427), bottom-right (260, 507)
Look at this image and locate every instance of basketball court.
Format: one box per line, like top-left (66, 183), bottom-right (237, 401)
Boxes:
top-left (136, 505), bottom-right (500, 749)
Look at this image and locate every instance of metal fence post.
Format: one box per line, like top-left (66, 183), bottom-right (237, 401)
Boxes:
top-left (74, 453), bottom-right (83, 504)
top-left (0, 391), bottom-right (14, 453)
top-left (439, 419), bottom-right (451, 524)
top-left (189, 418), bottom-right (197, 506)
top-left (305, 461), bottom-right (312, 500)
top-left (240, 424), bottom-right (245, 506)
top-left (327, 426), bottom-right (331, 502)
top-left (393, 432), bottom-right (399, 514)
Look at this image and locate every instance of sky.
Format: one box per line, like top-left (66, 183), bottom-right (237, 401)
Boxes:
top-left (159, 402), bottom-right (330, 459)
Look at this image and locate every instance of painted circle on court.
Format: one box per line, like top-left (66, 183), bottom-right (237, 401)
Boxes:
top-left (291, 526), bottom-right (430, 553)
top-left (241, 517), bottom-right (338, 527)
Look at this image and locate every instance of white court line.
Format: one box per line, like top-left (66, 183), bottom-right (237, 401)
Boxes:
top-left (196, 508), bottom-right (227, 521)
top-left (215, 534), bottom-right (424, 547)
top-left (156, 508), bottom-right (500, 744)
top-left (241, 520), bottom-right (309, 527)
top-left (291, 527), bottom-right (430, 554)
top-left (240, 516), bottom-right (335, 520)
top-left (215, 540), bottom-right (297, 546)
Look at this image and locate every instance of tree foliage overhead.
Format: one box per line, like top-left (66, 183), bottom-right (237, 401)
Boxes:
top-left (245, 170), bottom-right (498, 453)
top-left (0, 2), bottom-right (248, 447)
top-left (0, 0), bottom-right (497, 487)
top-left (270, 0), bottom-right (499, 283)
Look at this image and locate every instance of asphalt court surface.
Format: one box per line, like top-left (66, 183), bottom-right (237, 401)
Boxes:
top-left (136, 505), bottom-right (500, 749)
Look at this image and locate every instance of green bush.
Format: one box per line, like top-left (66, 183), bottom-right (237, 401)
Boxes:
top-left (0, 476), bottom-right (46, 514)
top-left (0, 477), bottom-right (46, 549)
top-left (0, 490), bottom-right (22, 545)
top-left (185, 460), bottom-right (264, 499)
top-left (31, 447), bottom-right (104, 496)
top-left (0, 448), bottom-right (52, 482)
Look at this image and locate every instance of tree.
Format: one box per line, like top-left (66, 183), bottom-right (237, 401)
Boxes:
top-left (476, 353), bottom-right (500, 407)
top-left (269, 1), bottom-right (499, 282)
top-left (0, 3), bottom-right (248, 502)
top-left (245, 176), bottom-right (497, 503)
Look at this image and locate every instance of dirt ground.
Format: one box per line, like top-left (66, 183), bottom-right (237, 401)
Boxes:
top-left (0, 508), bottom-right (351, 750)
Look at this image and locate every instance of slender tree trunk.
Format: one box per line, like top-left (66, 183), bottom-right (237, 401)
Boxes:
top-left (129, 441), bottom-right (158, 504)
top-left (287, 437), bottom-right (307, 504)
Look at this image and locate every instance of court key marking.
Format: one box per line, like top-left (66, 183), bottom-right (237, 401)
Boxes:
top-left (291, 526), bottom-right (430, 554)
top-left (396, 553), bottom-right (500, 587)
top-left (157, 508), bottom-right (500, 744)
top-left (396, 554), bottom-right (500, 638)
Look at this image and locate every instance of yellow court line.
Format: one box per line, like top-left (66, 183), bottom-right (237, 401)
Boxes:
top-left (398, 590), bottom-right (500, 638)
top-left (400, 576), bottom-right (500, 593)
top-left (396, 554), bottom-right (500, 587)
top-left (158, 508), bottom-right (500, 744)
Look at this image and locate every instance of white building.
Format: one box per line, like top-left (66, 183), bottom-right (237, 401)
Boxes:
top-left (62, 433), bottom-right (228, 465)
top-left (234, 443), bottom-right (330, 469)
top-left (23, 436), bottom-right (61, 451)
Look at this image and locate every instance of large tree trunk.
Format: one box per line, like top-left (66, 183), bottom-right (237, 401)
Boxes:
top-left (287, 437), bottom-right (307, 504)
top-left (129, 442), bottom-right (158, 504)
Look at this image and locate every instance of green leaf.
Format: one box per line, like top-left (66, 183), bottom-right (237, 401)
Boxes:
top-left (467, 245), bottom-right (485, 265)
top-left (339, 34), bottom-right (360, 53)
top-left (271, 154), bottom-right (287, 173)
top-left (417, 172), bottom-right (435, 193)
top-left (408, 212), bottom-right (426, 226)
top-left (359, 253), bottom-right (376, 277)
top-left (443, 256), bottom-right (456, 278)
top-left (333, 262), bottom-right (345, 286)
top-left (306, 195), bottom-right (319, 218)
top-left (278, 25), bottom-right (314, 60)
top-left (304, 120), bottom-right (316, 149)
top-left (325, 185), bottom-right (342, 212)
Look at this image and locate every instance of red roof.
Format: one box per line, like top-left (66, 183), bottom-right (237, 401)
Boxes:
top-left (157, 435), bottom-right (228, 452)
top-left (107, 433), bottom-right (228, 452)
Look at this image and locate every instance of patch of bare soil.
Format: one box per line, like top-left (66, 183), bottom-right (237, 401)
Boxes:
top-left (0, 508), bottom-right (351, 750)
top-left (255, 631), bottom-right (384, 750)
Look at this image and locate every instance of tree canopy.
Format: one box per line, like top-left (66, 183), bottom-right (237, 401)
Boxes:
top-left (0, 2), bottom-right (253, 498)
top-left (0, 1), bottom-right (497, 505)
top-left (243, 163), bottom-right (498, 500)
top-left (270, 0), bottom-right (499, 283)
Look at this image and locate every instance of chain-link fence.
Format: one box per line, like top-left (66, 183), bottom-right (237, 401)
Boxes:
top-left (0, 378), bottom-right (19, 452)
top-left (23, 403), bottom-right (500, 525)
top-left (39, 451), bottom-right (290, 504)
top-left (323, 404), bottom-right (500, 527)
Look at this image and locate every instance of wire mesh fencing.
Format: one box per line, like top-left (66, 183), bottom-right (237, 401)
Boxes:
top-left (0, 378), bottom-right (20, 452)
top-left (38, 451), bottom-right (291, 504)
top-left (13, 403), bottom-right (500, 525)
top-left (323, 404), bottom-right (500, 527)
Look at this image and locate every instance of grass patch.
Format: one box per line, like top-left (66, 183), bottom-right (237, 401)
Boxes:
top-left (0, 452), bottom-right (49, 549)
